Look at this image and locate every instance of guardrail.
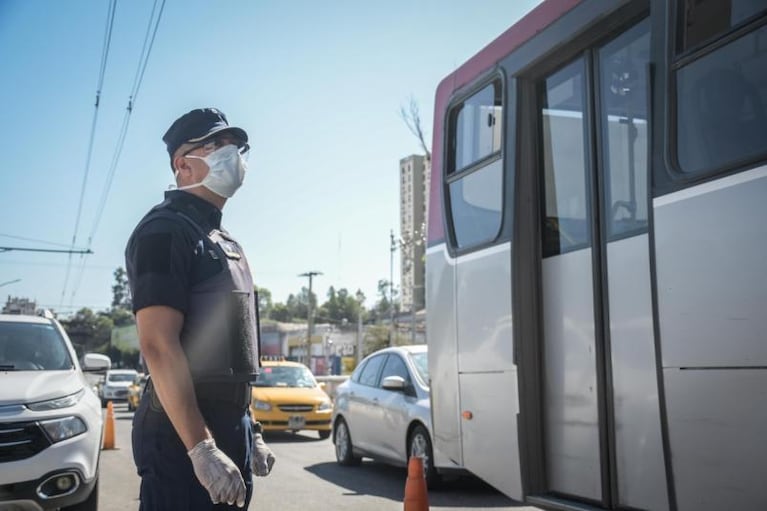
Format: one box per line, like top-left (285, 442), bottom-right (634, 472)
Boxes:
top-left (315, 375), bottom-right (349, 400)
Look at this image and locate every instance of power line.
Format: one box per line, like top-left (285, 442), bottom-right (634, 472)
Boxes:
top-left (0, 247), bottom-right (93, 254)
top-left (0, 233), bottom-right (73, 248)
top-left (60, 0), bottom-right (118, 308)
top-left (68, 0), bottom-right (167, 306)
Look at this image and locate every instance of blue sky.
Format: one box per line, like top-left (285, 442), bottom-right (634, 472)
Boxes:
top-left (0, 0), bottom-right (538, 315)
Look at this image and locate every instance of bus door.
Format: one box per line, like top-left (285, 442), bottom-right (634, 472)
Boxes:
top-left (535, 20), bottom-right (668, 510)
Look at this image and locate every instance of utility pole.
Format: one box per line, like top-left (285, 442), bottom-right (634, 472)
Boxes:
top-left (356, 294), bottom-right (364, 364)
top-left (298, 271), bottom-right (322, 367)
top-left (389, 230), bottom-right (397, 347)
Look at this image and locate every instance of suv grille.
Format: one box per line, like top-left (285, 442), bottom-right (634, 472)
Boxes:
top-left (0, 421), bottom-right (52, 462)
top-left (278, 404), bottom-right (314, 412)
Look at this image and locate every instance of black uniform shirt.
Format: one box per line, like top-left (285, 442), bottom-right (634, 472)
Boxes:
top-left (125, 190), bottom-right (225, 314)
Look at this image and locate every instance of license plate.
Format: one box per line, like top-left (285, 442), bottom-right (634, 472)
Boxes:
top-left (288, 415), bottom-right (306, 429)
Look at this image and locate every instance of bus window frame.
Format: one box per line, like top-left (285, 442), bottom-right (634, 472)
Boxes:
top-left (665, 2), bottom-right (767, 185)
top-left (443, 69), bottom-right (508, 257)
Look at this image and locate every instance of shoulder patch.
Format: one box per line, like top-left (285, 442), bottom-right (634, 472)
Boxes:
top-left (135, 232), bottom-right (173, 276)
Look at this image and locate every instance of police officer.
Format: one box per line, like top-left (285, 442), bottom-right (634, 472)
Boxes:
top-left (125, 108), bottom-right (275, 510)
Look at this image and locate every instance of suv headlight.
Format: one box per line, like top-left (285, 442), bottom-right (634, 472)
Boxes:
top-left (317, 400), bottom-right (332, 411)
top-left (39, 416), bottom-right (87, 443)
top-left (253, 400), bottom-right (271, 411)
top-left (27, 389), bottom-right (85, 411)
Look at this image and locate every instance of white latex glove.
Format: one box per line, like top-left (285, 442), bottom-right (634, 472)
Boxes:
top-left (187, 438), bottom-right (246, 507)
top-left (252, 432), bottom-right (276, 476)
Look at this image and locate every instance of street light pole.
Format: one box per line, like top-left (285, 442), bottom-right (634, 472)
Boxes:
top-left (298, 271), bottom-right (322, 367)
top-left (389, 230), bottom-right (396, 347)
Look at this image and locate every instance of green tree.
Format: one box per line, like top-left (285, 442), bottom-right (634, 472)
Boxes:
top-left (61, 308), bottom-right (113, 357)
top-left (111, 267), bottom-right (132, 310)
top-left (256, 286), bottom-right (273, 319)
top-left (270, 303), bottom-right (291, 322)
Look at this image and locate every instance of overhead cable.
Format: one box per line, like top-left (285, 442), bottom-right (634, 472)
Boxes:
top-left (68, 0), bottom-right (167, 306)
top-left (59, 0), bottom-right (118, 309)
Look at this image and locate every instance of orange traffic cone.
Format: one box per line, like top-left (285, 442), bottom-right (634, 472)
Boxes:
top-left (403, 456), bottom-right (429, 511)
top-left (102, 401), bottom-right (116, 450)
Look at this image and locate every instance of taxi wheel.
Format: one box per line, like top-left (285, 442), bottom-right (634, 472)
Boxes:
top-left (318, 430), bottom-right (331, 440)
top-left (334, 418), bottom-right (361, 466)
top-left (409, 424), bottom-right (442, 489)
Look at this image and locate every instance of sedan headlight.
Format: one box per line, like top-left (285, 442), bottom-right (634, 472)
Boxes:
top-left (253, 400), bottom-right (272, 411)
top-left (39, 416), bottom-right (87, 443)
top-left (317, 400), bottom-right (332, 411)
top-left (27, 389), bottom-right (85, 411)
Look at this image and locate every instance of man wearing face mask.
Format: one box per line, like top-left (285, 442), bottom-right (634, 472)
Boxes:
top-left (125, 108), bottom-right (275, 510)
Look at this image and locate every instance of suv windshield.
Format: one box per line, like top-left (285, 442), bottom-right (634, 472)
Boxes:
top-left (254, 366), bottom-right (317, 388)
top-left (0, 322), bottom-right (73, 371)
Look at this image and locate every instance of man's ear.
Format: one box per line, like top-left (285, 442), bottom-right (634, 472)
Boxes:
top-left (173, 154), bottom-right (190, 175)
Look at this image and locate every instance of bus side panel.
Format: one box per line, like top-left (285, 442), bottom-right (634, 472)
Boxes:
top-left (663, 369), bottom-right (767, 510)
top-left (455, 243), bottom-right (514, 373)
top-left (654, 166), bottom-right (767, 367)
top-left (654, 164), bottom-right (767, 510)
top-left (455, 243), bottom-right (521, 499)
top-left (459, 371), bottom-right (522, 499)
top-left (426, 245), bottom-right (463, 467)
top-left (606, 234), bottom-right (668, 511)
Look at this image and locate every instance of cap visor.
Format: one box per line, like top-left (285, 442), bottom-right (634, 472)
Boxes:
top-left (187, 126), bottom-right (248, 144)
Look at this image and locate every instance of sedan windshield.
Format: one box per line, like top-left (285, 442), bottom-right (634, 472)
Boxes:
top-left (254, 366), bottom-right (317, 388)
top-left (0, 322), bottom-right (73, 371)
top-left (409, 352), bottom-right (429, 385)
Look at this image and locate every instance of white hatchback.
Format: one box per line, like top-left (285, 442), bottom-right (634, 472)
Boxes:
top-left (0, 312), bottom-right (108, 510)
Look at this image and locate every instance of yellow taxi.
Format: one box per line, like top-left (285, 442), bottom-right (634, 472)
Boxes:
top-left (250, 357), bottom-right (332, 439)
top-left (127, 374), bottom-right (148, 412)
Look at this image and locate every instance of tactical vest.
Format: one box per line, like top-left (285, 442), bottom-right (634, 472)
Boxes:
top-left (134, 203), bottom-right (260, 383)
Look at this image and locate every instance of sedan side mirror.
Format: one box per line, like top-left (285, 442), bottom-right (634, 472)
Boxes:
top-left (381, 375), bottom-right (407, 391)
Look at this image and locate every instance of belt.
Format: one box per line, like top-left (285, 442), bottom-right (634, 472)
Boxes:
top-left (145, 379), bottom-right (251, 411)
top-left (195, 381), bottom-right (251, 407)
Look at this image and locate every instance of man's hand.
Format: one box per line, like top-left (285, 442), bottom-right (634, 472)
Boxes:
top-left (188, 438), bottom-right (246, 507)
top-left (252, 432), bottom-right (276, 476)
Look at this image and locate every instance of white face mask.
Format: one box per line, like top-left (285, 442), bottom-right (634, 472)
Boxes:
top-left (176, 145), bottom-right (247, 198)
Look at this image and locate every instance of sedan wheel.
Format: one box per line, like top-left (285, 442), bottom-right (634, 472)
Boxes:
top-left (409, 424), bottom-right (441, 489)
top-left (334, 418), bottom-right (361, 466)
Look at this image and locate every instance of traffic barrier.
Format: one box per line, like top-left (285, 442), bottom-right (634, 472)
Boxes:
top-left (102, 401), bottom-right (115, 450)
top-left (403, 456), bottom-right (429, 511)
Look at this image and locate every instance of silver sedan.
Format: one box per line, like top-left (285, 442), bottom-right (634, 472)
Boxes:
top-left (331, 345), bottom-right (442, 487)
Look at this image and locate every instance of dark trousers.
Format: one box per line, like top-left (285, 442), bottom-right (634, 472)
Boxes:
top-left (132, 396), bottom-right (254, 510)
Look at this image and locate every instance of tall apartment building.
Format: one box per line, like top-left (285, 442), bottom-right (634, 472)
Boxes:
top-left (399, 154), bottom-right (430, 312)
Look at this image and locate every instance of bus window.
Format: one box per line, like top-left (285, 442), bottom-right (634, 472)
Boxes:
top-left (599, 20), bottom-right (650, 238)
top-left (446, 78), bottom-right (504, 250)
top-left (676, 19), bottom-right (767, 175)
top-left (448, 158), bottom-right (503, 249)
top-left (449, 80), bottom-right (503, 173)
top-left (678, 0), bottom-right (766, 53)
top-left (540, 59), bottom-right (590, 257)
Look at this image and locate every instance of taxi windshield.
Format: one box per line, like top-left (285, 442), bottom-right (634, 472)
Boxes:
top-left (254, 366), bottom-right (317, 388)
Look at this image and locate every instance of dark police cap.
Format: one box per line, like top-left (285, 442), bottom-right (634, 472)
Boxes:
top-left (162, 107), bottom-right (248, 167)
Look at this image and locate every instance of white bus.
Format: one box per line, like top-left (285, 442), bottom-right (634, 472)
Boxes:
top-left (425, 1), bottom-right (767, 510)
